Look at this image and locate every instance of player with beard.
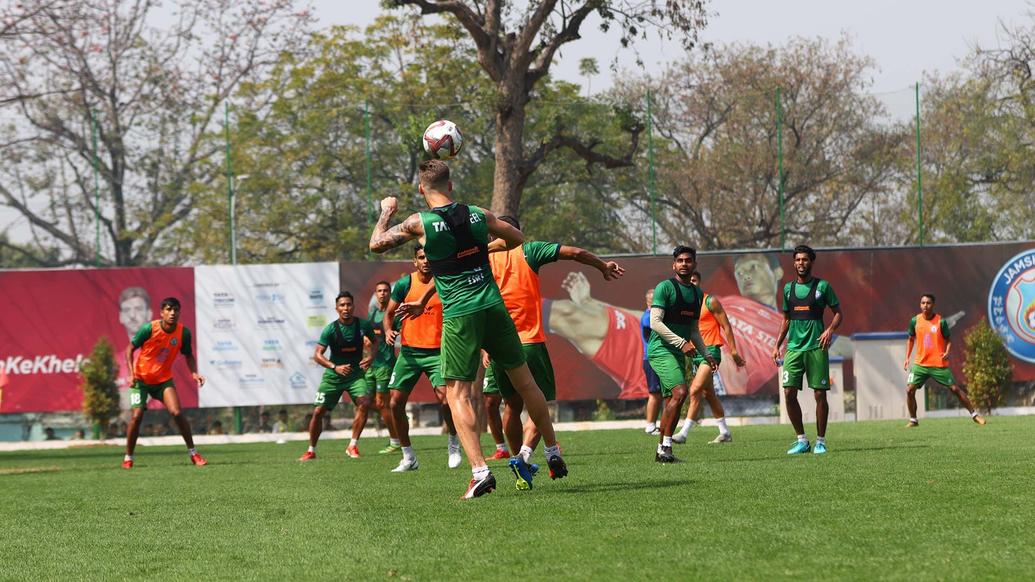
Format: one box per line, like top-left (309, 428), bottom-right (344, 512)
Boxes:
top-left (772, 245), bottom-right (843, 455)
top-left (646, 246), bottom-right (714, 463)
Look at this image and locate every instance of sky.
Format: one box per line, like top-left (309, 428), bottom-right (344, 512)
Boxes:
top-left (2, 0), bottom-right (1031, 248)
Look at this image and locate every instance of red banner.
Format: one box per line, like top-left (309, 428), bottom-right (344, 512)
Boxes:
top-left (342, 242), bottom-right (1035, 401)
top-left (0, 268), bottom-right (196, 413)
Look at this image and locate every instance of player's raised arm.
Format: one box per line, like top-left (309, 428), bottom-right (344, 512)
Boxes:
top-left (369, 196), bottom-right (424, 253)
top-left (483, 208), bottom-right (523, 250)
top-left (558, 245), bottom-right (625, 281)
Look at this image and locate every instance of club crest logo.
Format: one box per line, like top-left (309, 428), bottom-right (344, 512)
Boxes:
top-left (988, 248), bottom-right (1035, 363)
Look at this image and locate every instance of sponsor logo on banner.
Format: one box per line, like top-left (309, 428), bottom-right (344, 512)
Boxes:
top-left (306, 315), bottom-right (327, 329)
top-left (209, 359), bottom-right (243, 369)
top-left (212, 292), bottom-right (235, 309)
top-left (255, 292), bottom-right (286, 305)
top-left (1, 354), bottom-right (85, 375)
top-left (239, 373), bottom-right (265, 386)
top-left (257, 316), bottom-right (287, 328)
top-left (261, 339), bottom-right (283, 352)
top-left (988, 248), bottom-right (1035, 363)
top-left (213, 318), bottom-right (235, 332)
top-left (290, 372), bottom-right (307, 389)
top-left (213, 340), bottom-right (238, 353)
top-left (260, 357), bottom-right (284, 369)
top-left (308, 288), bottom-right (325, 308)
top-left (252, 282), bottom-right (280, 289)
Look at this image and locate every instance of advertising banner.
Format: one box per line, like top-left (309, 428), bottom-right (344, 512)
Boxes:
top-left (195, 262), bottom-right (339, 407)
top-left (340, 242), bottom-right (1035, 402)
top-left (0, 267), bottom-right (196, 413)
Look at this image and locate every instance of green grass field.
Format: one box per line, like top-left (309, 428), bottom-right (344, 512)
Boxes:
top-left (2, 416), bottom-right (1033, 581)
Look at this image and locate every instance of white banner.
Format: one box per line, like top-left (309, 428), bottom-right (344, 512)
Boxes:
top-left (195, 262), bottom-right (339, 407)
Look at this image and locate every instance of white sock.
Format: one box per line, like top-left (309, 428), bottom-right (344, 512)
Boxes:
top-left (797, 434), bottom-right (808, 443)
top-left (662, 435), bottom-right (673, 447)
top-left (308, 445), bottom-right (316, 453)
top-left (349, 438), bottom-right (358, 447)
top-left (816, 436), bottom-right (826, 445)
top-left (402, 446), bottom-right (414, 461)
top-left (970, 410), bottom-right (979, 418)
top-left (679, 420), bottom-right (695, 435)
top-left (496, 442), bottom-right (507, 452)
top-left (472, 465), bottom-right (490, 480)
top-left (645, 421), bottom-right (656, 431)
top-left (909, 417), bottom-right (918, 423)
top-left (389, 438), bottom-right (400, 446)
top-left (717, 418), bottom-right (729, 435)
top-left (657, 443), bottom-right (665, 454)
top-left (519, 445), bottom-right (533, 463)
top-left (188, 448), bottom-right (197, 456)
top-left (448, 434), bottom-right (459, 447)
top-left (124, 454), bottom-right (133, 462)
top-left (543, 444), bottom-right (560, 458)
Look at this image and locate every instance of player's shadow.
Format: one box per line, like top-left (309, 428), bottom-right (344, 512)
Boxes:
top-left (1, 447), bottom-right (185, 461)
top-left (830, 443), bottom-right (932, 453)
top-left (552, 477), bottom-right (689, 495)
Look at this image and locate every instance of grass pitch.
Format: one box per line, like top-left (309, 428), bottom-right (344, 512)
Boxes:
top-left (1, 416), bottom-right (1033, 581)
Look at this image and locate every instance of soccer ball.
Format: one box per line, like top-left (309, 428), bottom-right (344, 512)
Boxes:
top-left (422, 120), bottom-right (464, 160)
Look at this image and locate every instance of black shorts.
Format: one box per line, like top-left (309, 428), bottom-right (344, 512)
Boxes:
top-left (643, 359), bottom-right (661, 395)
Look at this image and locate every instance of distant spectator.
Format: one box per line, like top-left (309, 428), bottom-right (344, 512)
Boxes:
top-left (272, 409), bottom-right (289, 434)
top-left (44, 427), bottom-right (59, 441)
top-left (71, 429), bottom-right (86, 440)
top-left (257, 411), bottom-right (273, 433)
top-left (209, 420), bottom-right (225, 435)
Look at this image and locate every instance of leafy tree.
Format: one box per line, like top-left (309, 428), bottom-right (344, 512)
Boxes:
top-left (209, 16), bottom-right (643, 262)
top-left (384, 0), bottom-right (709, 218)
top-left (0, 0), bottom-right (312, 266)
top-left (80, 337), bottom-right (120, 440)
top-left (614, 37), bottom-right (904, 250)
top-left (962, 318), bottom-right (1012, 414)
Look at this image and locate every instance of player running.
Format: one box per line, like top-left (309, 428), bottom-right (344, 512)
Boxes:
top-left (382, 245), bottom-right (463, 472)
top-left (903, 294), bottom-right (986, 427)
top-left (122, 297), bottom-right (207, 469)
top-left (646, 246), bottom-right (714, 463)
top-left (674, 270), bottom-right (745, 444)
top-left (772, 245), bottom-right (843, 455)
top-left (482, 215), bottom-right (624, 490)
top-left (367, 281), bottom-right (401, 453)
top-left (369, 159), bottom-right (568, 499)
top-left (299, 291), bottom-right (376, 461)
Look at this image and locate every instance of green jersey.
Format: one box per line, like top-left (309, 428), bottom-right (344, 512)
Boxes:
top-left (781, 277), bottom-right (839, 351)
top-left (522, 241), bottom-right (561, 272)
top-left (317, 318), bottom-right (375, 384)
top-left (646, 277), bottom-right (703, 357)
top-left (367, 305), bottom-right (398, 368)
top-left (420, 203), bottom-right (503, 319)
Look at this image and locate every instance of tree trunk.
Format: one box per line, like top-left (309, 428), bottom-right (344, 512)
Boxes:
top-left (490, 99), bottom-right (527, 218)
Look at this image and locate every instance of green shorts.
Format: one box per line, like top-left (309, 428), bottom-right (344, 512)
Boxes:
top-left (441, 302), bottom-right (525, 382)
top-left (648, 347), bottom-right (689, 397)
top-left (782, 348), bottom-right (830, 390)
top-left (314, 375), bottom-right (370, 410)
top-left (689, 345), bottom-right (722, 372)
top-left (129, 379), bottom-right (173, 409)
top-left (908, 364), bottom-right (955, 387)
top-left (484, 342), bottom-right (556, 401)
top-left (365, 365), bottom-right (392, 393)
top-left (389, 347), bottom-right (444, 392)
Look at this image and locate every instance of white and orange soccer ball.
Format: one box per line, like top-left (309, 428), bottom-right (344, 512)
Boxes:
top-left (422, 120), bottom-right (464, 160)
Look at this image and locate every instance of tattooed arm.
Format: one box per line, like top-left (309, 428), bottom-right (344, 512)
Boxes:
top-left (369, 196), bottom-right (424, 253)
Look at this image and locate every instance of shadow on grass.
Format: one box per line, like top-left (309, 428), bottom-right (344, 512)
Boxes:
top-left (550, 477), bottom-right (690, 495)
